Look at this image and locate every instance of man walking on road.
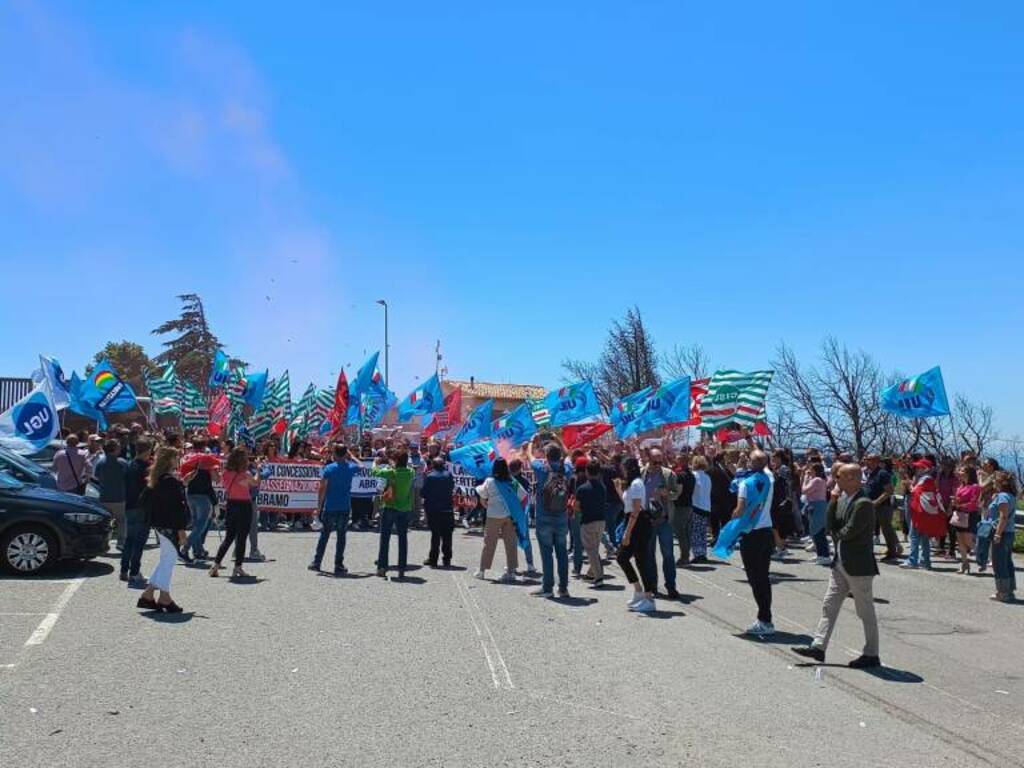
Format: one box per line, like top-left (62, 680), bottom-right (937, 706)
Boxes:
top-left (310, 444), bottom-right (359, 575)
top-left (793, 463), bottom-right (881, 669)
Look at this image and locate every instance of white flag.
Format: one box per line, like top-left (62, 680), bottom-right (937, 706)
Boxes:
top-left (31, 355), bottom-right (71, 410)
top-left (0, 383), bottom-right (61, 455)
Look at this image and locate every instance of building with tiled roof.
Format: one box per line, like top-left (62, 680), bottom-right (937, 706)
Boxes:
top-left (443, 377), bottom-right (547, 419)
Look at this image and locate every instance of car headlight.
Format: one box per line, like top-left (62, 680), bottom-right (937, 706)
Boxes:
top-left (64, 512), bottom-right (106, 524)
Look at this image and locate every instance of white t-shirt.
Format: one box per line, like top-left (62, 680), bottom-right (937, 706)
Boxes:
top-left (623, 477), bottom-right (647, 514)
top-left (737, 470), bottom-right (774, 530)
top-left (692, 470), bottom-right (712, 512)
top-left (475, 477), bottom-right (528, 519)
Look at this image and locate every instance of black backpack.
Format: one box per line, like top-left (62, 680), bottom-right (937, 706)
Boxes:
top-left (542, 463), bottom-right (568, 514)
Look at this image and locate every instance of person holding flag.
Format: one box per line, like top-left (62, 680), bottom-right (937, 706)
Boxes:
top-left (729, 450), bottom-right (777, 636)
top-left (523, 436), bottom-right (572, 599)
top-left (473, 458), bottom-right (527, 584)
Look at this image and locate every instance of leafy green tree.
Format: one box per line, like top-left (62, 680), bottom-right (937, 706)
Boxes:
top-left (151, 294), bottom-right (236, 394)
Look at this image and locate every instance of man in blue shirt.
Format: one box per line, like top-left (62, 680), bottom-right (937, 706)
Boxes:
top-left (524, 438), bottom-right (572, 598)
top-left (310, 444), bottom-right (359, 575)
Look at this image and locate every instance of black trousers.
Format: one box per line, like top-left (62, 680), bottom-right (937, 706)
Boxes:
top-left (215, 500), bottom-right (252, 567)
top-left (616, 515), bottom-right (656, 593)
top-left (427, 510), bottom-right (454, 564)
top-left (739, 527), bottom-right (774, 624)
top-left (351, 497), bottom-right (373, 528)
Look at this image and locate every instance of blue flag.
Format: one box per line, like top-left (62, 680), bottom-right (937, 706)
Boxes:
top-left (881, 366), bottom-right (950, 418)
top-left (492, 402), bottom-right (539, 454)
top-left (711, 470), bottom-right (772, 560)
top-left (634, 376), bottom-right (691, 433)
top-left (242, 370), bottom-right (269, 410)
top-left (75, 359), bottom-right (138, 415)
top-left (611, 386), bottom-right (653, 438)
top-left (350, 352), bottom-right (380, 401)
top-left (449, 439), bottom-right (498, 480)
top-left (453, 399), bottom-right (493, 447)
top-left (539, 381), bottom-right (601, 427)
top-left (397, 373), bottom-right (445, 422)
top-left (208, 350), bottom-right (232, 389)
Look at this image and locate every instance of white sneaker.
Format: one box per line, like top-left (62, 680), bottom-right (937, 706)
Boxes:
top-left (814, 556), bottom-right (832, 566)
top-left (627, 592), bottom-right (644, 607)
top-left (497, 571), bottom-right (517, 584)
top-left (745, 620), bottom-right (775, 636)
top-left (531, 588), bottom-right (553, 598)
top-left (473, 569), bottom-right (487, 580)
top-left (804, 542), bottom-right (817, 552)
top-left (629, 598), bottom-right (656, 613)
top-left (770, 549), bottom-right (786, 561)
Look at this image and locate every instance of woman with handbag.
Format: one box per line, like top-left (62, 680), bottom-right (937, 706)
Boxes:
top-left (949, 466), bottom-right (981, 574)
top-left (136, 447), bottom-right (190, 613)
top-left (209, 447), bottom-right (261, 579)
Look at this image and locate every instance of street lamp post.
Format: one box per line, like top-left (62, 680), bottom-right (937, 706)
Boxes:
top-left (376, 299), bottom-right (389, 387)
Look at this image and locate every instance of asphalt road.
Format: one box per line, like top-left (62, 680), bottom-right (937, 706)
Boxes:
top-left (2, 526), bottom-right (1022, 768)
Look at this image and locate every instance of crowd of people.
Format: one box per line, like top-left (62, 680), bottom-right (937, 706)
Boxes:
top-left (48, 421), bottom-right (1019, 663)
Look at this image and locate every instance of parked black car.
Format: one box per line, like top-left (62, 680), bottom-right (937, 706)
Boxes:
top-left (0, 472), bottom-right (111, 574)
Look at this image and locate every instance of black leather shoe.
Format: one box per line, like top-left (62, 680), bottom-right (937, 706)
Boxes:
top-left (136, 596), bottom-right (159, 610)
top-left (791, 646), bottom-right (825, 663)
top-left (848, 654), bottom-right (881, 669)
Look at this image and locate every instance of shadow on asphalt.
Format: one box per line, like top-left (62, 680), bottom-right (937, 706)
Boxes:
top-left (792, 661), bottom-right (924, 683)
top-left (683, 565), bottom-right (719, 572)
top-left (644, 609), bottom-right (685, 619)
top-left (591, 583), bottom-right (626, 592)
top-left (551, 596), bottom-right (598, 608)
top-left (316, 572), bottom-right (373, 580)
top-left (0, 559), bottom-right (114, 581)
top-left (390, 576), bottom-right (427, 585)
top-left (227, 576), bottom-right (267, 585)
top-left (139, 610), bottom-right (203, 624)
top-left (737, 630), bottom-right (814, 645)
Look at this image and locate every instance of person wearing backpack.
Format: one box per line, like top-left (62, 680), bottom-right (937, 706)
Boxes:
top-left (524, 439), bottom-right (572, 599)
top-left (641, 448), bottom-right (681, 599)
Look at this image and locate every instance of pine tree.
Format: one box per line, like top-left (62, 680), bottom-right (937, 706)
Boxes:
top-left (151, 294), bottom-right (233, 395)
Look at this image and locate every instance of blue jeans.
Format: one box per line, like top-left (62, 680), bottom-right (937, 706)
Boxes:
top-left (812, 528), bottom-right (830, 558)
top-left (603, 500), bottom-right (623, 548)
top-left (119, 508), bottom-right (150, 577)
top-left (314, 509), bottom-right (350, 570)
top-left (377, 509), bottom-right (411, 571)
top-left (185, 495), bottom-right (213, 556)
top-left (535, 515), bottom-right (569, 592)
top-left (569, 515), bottom-right (584, 574)
top-left (906, 521), bottom-right (932, 568)
top-left (645, 518), bottom-right (677, 591)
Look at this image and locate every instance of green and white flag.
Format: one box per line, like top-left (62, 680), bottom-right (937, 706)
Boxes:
top-left (146, 363), bottom-right (182, 416)
top-left (698, 370), bottom-right (773, 430)
top-left (181, 380), bottom-right (209, 430)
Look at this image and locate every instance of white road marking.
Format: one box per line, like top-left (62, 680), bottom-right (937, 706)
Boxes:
top-left (452, 574), bottom-right (500, 688)
top-left (24, 577), bottom-right (83, 647)
top-left (451, 574), bottom-right (514, 690)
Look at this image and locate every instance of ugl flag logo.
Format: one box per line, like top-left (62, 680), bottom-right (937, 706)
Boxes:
top-left (0, 384), bottom-right (60, 455)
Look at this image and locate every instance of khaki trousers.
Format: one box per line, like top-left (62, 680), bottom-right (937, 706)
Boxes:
top-left (812, 561), bottom-right (879, 657)
top-left (581, 520), bottom-right (605, 580)
top-left (480, 517), bottom-right (518, 572)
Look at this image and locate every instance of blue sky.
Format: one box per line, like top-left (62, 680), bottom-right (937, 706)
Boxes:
top-left (2, 2), bottom-right (1023, 435)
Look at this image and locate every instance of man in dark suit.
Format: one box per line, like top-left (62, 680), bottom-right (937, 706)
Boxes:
top-left (793, 462), bottom-right (881, 669)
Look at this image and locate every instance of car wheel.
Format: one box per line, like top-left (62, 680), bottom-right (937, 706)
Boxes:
top-left (1, 526), bottom-right (58, 575)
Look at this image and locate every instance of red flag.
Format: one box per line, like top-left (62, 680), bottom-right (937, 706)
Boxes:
top-left (562, 421), bottom-right (613, 450)
top-left (208, 393), bottom-right (231, 431)
top-left (329, 369), bottom-right (349, 434)
top-left (424, 388), bottom-right (462, 438)
top-left (669, 378), bottom-right (710, 429)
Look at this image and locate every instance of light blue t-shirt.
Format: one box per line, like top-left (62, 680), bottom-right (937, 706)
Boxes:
top-left (321, 461), bottom-right (358, 513)
top-left (986, 492), bottom-right (1016, 533)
